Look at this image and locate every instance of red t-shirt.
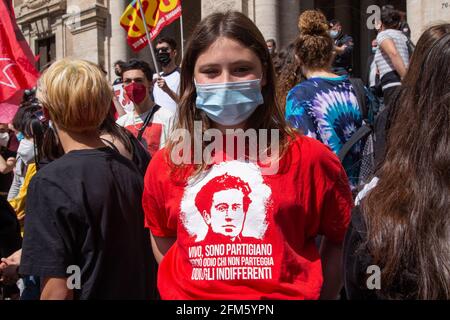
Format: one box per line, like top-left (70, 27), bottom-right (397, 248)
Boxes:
top-left (143, 135), bottom-right (353, 300)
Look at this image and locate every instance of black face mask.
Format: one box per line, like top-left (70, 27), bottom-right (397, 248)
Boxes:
top-left (156, 52), bottom-right (171, 67)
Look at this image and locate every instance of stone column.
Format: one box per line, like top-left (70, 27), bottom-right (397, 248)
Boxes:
top-left (407, 0), bottom-right (450, 44)
top-left (359, 0), bottom-right (378, 83)
top-left (109, 0), bottom-right (129, 78)
top-left (53, 15), bottom-right (65, 60)
top-left (407, 0), bottom-right (424, 44)
top-left (279, 0), bottom-right (300, 48)
top-left (66, 1), bottom-right (108, 65)
top-left (255, 0), bottom-right (279, 45)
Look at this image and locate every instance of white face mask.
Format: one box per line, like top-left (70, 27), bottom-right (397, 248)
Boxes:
top-left (17, 138), bottom-right (35, 165)
top-left (0, 132), bottom-right (10, 148)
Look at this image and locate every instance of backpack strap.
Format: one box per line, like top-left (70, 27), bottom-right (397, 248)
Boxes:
top-left (100, 138), bottom-right (120, 153)
top-left (137, 104), bottom-right (161, 141)
top-left (350, 78), bottom-right (368, 120)
top-left (338, 123), bottom-right (373, 162)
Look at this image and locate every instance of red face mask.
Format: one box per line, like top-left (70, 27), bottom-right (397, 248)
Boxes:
top-left (124, 82), bottom-right (147, 105)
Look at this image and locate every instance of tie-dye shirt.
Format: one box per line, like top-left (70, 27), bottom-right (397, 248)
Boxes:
top-left (285, 75), bottom-right (362, 187)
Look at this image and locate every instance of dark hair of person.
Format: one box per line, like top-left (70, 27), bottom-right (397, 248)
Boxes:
top-left (380, 7), bottom-right (401, 30)
top-left (273, 49), bottom-right (288, 76)
top-left (328, 19), bottom-right (340, 27)
top-left (99, 112), bottom-right (133, 156)
top-left (40, 126), bottom-right (64, 163)
top-left (275, 41), bottom-right (303, 109)
top-left (361, 24), bottom-right (450, 299)
top-left (13, 93), bottom-right (49, 168)
top-left (121, 59), bottom-right (155, 81)
top-left (113, 60), bottom-right (126, 68)
top-left (157, 37), bottom-right (177, 51)
top-left (166, 11), bottom-right (294, 177)
top-left (266, 38), bottom-right (276, 47)
top-left (13, 91), bottom-right (64, 164)
top-left (295, 10), bottom-right (334, 70)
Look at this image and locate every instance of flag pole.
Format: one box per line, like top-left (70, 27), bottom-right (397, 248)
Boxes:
top-left (180, 8), bottom-right (184, 57)
top-left (136, 0), bottom-right (161, 75)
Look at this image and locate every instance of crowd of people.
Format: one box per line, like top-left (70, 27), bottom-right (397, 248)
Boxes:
top-left (0, 5), bottom-right (448, 300)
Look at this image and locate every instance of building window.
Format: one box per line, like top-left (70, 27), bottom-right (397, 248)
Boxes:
top-left (36, 36), bottom-right (55, 71)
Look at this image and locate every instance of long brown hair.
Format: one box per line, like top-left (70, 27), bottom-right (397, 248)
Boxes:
top-left (362, 24), bottom-right (450, 299)
top-left (166, 11), bottom-right (294, 176)
top-left (275, 41), bottom-right (304, 110)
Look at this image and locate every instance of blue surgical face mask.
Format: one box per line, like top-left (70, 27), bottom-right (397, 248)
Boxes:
top-left (16, 132), bottom-right (24, 142)
top-left (372, 46), bottom-right (378, 54)
top-left (195, 79), bottom-right (264, 126)
top-left (330, 30), bottom-right (339, 39)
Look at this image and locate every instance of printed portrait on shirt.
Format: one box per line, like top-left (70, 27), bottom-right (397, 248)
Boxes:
top-left (195, 174), bottom-right (251, 242)
top-left (180, 161), bottom-right (272, 242)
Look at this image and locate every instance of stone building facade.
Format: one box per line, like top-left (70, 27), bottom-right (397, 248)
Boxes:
top-left (14, 0), bottom-right (450, 80)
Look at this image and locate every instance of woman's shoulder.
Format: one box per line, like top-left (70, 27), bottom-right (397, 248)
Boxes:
top-left (377, 29), bottom-right (404, 42)
top-left (147, 147), bottom-right (170, 170)
top-left (286, 81), bottom-right (321, 109)
top-left (288, 80), bottom-right (316, 96)
top-left (288, 134), bottom-right (344, 177)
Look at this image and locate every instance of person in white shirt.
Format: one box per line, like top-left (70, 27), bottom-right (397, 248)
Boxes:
top-left (153, 37), bottom-right (180, 114)
top-left (374, 7), bottom-right (410, 106)
top-left (116, 59), bottom-right (174, 157)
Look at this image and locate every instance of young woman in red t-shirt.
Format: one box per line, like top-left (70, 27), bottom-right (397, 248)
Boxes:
top-left (142, 11), bottom-right (353, 300)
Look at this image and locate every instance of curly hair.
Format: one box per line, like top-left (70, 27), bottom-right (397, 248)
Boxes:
top-left (295, 10), bottom-right (334, 70)
top-left (275, 42), bottom-right (303, 110)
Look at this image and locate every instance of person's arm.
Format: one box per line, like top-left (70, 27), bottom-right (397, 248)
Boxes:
top-left (40, 277), bottom-right (73, 300)
top-left (319, 238), bottom-right (344, 299)
top-left (0, 249), bottom-right (22, 285)
top-left (112, 95), bottom-right (126, 118)
top-left (334, 44), bottom-right (348, 55)
top-left (19, 177), bottom-right (79, 297)
top-left (151, 234), bottom-right (176, 264)
top-left (316, 156), bottom-right (353, 300)
top-left (156, 78), bottom-right (180, 103)
top-left (380, 38), bottom-right (407, 79)
top-left (0, 153), bottom-right (16, 174)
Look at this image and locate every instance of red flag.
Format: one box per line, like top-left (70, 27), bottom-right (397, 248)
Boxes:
top-left (120, 0), bottom-right (182, 52)
top-left (0, 0), bottom-right (39, 103)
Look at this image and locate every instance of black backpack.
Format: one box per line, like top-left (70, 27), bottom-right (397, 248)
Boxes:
top-left (0, 196), bottom-right (22, 259)
top-left (406, 38), bottom-right (416, 58)
top-left (338, 78), bottom-right (381, 188)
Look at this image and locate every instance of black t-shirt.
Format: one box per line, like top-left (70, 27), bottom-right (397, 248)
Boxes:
top-left (0, 196), bottom-right (22, 258)
top-left (0, 147), bottom-right (16, 194)
top-left (20, 148), bottom-right (156, 300)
